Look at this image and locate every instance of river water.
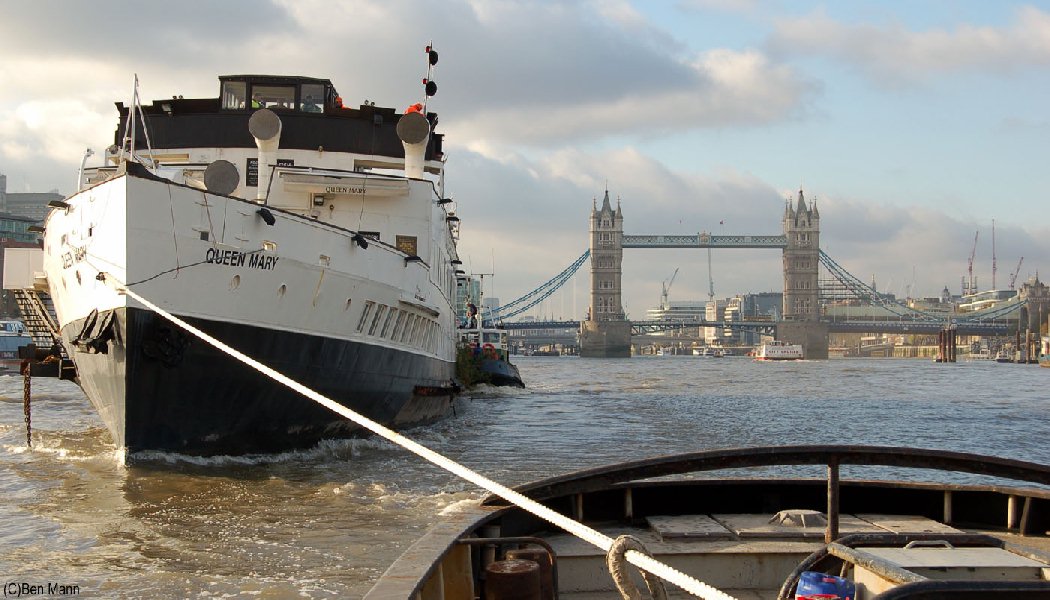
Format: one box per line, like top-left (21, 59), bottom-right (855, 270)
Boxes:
top-left (1, 356), bottom-right (1047, 598)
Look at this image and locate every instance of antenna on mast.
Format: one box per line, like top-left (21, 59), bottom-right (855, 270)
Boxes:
top-left (421, 42), bottom-right (438, 113)
top-left (118, 74), bottom-right (157, 171)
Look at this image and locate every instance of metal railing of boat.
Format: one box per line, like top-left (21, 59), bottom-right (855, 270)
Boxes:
top-left (498, 445), bottom-right (1050, 543)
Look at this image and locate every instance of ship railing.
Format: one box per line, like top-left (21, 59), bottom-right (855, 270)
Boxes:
top-left (501, 445), bottom-right (1050, 544)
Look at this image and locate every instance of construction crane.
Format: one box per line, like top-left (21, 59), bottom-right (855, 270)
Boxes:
top-left (991, 219), bottom-right (997, 289)
top-left (1009, 257), bottom-right (1024, 289)
top-left (965, 230), bottom-right (979, 295)
top-left (660, 268), bottom-right (679, 309)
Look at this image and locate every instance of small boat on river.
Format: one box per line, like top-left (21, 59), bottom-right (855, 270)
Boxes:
top-left (365, 445), bottom-right (1050, 599)
top-left (0, 320), bottom-right (33, 372)
top-left (457, 317), bottom-right (524, 388)
top-left (755, 340), bottom-right (804, 361)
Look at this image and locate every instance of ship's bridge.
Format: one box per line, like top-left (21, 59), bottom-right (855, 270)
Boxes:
top-left (218, 75), bottom-right (338, 113)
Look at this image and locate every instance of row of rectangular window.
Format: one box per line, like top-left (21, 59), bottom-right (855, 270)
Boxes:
top-left (355, 299), bottom-right (441, 353)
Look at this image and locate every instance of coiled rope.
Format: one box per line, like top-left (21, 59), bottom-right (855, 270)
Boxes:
top-left (112, 278), bottom-right (735, 600)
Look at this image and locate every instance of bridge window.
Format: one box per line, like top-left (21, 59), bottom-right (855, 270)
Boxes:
top-left (300, 83), bottom-right (325, 113)
top-left (222, 80), bottom-right (247, 109)
top-left (252, 84), bottom-right (296, 110)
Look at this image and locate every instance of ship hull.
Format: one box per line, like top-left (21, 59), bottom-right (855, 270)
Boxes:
top-left (63, 306), bottom-right (454, 455)
top-left (479, 358), bottom-right (524, 388)
top-left (44, 168), bottom-right (459, 457)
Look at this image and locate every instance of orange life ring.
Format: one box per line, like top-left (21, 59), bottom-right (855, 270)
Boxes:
top-left (481, 343), bottom-right (498, 359)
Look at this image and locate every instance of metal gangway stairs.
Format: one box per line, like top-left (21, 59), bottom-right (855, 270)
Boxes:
top-left (12, 289), bottom-right (78, 381)
top-left (13, 289), bottom-right (63, 350)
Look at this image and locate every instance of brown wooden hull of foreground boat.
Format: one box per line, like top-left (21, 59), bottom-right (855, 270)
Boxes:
top-left (364, 445), bottom-right (1050, 600)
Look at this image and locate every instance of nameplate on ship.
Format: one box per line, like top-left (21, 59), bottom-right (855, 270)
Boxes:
top-left (323, 185), bottom-right (367, 195)
top-left (205, 248), bottom-right (279, 270)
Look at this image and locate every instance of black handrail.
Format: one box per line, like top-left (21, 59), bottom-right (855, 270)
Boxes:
top-left (491, 445), bottom-right (1050, 505)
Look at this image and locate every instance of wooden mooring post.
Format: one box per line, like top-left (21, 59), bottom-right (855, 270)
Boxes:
top-left (936, 325), bottom-right (957, 363)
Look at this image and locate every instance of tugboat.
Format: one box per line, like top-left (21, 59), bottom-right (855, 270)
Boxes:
top-left (456, 295), bottom-right (524, 388)
top-left (32, 48), bottom-right (466, 456)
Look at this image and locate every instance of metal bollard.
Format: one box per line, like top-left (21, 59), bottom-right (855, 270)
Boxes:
top-left (506, 548), bottom-right (554, 600)
top-left (484, 559), bottom-right (540, 600)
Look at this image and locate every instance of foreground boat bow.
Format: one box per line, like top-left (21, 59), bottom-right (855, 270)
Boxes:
top-left (366, 445), bottom-right (1050, 599)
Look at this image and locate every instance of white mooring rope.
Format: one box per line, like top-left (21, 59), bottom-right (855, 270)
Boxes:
top-left (115, 281), bottom-right (736, 600)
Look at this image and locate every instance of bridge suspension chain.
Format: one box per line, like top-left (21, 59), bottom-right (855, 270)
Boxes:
top-left (490, 250), bottom-right (590, 322)
top-left (818, 251), bottom-right (940, 321)
top-left (819, 250), bottom-right (1025, 324)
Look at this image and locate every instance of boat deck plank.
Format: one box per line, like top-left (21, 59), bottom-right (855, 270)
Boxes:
top-left (712, 513), bottom-right (886, 538)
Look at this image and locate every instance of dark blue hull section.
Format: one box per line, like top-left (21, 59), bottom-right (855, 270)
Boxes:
top-left (63, 307), bottom-right (455, 456)
top-left (480, 358), bottom-right (524, 388)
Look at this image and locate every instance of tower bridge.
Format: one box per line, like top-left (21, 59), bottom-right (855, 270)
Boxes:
top-left (582, 189), bottom-right (826, 357)
top-left (489, 190), bottom-right (1045, 359)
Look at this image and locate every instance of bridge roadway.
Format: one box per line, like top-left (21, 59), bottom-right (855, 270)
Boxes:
top-left (498, 318), bottom-right (1014, 336)
top-left (621, 234), bottom-right (787, 249)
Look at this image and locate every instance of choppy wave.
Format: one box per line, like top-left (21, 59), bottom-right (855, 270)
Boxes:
top-left (129, 435), bottom-right (404, 467)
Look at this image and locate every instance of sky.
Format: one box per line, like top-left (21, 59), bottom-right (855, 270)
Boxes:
top-left (1, 0), bottom-right (1048, 319)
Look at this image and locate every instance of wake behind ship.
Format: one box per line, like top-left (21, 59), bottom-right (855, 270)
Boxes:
top-left (38, 63), bottom-right (464, 456)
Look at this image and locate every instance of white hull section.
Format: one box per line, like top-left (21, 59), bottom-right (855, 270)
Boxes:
top-left (41, 168), bottom-right (459, 454)
top-left (44, 171), bottom-right (455, 364)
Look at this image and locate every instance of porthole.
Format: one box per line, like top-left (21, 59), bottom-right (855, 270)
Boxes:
top-left (278, 284), bottom-right (287, 297)
top-left (231, 274), bottom-right (240, 290)
top-left (344, 298), bottom-right (352, 311)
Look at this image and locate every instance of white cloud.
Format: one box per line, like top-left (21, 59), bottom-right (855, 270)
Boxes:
top-left (446, 47), bottom-right (813, 146)
top-left (678, 0), bottom-right (760, 16)
top-left (768, 6), bottom-right (1050, 86)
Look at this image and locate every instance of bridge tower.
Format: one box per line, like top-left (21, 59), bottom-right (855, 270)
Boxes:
top-left (778, 189), bottom-right (829, 358)
top-left (1018, 274), bottom-right (1050, 334)
top-left (580, 191), bottom-right (631, 357)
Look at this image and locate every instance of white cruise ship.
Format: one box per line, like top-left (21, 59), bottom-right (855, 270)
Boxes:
top-left (38, 62), bottom-right (463, 456)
